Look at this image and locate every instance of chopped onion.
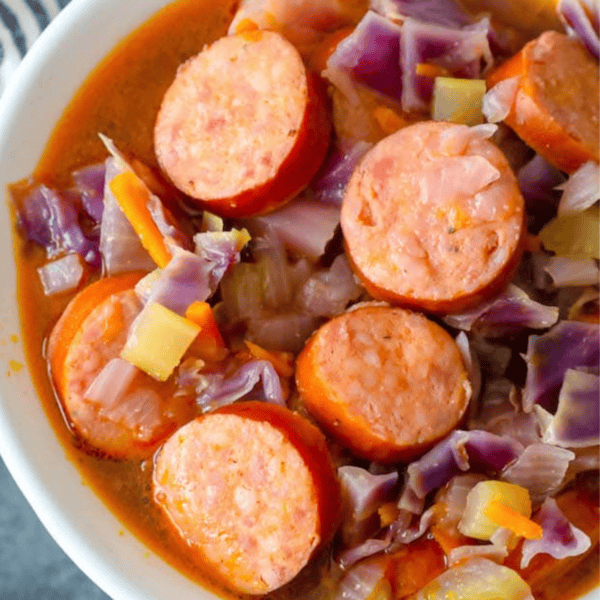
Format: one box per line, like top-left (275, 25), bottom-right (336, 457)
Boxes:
top-left (557, 160), bottom-right (600, 215)
top-left (37, 254), bottom-right (84, 296)
top-left (544, 256), bottom-right (599, 287)
top-left (333, 556), bottom-right (391, 600)
top-left (413, 558), bottom-right (533, 600)
top-left (295, 254), bottom-right (364, 318)
top-left (100, 157), bottom-right (155, 275)
top-left (482, 76), bottom-right (519, 123)
top-left (83, 357), bottom-right (139, 408)
top-left (521, 497), bottom-right (592, 569)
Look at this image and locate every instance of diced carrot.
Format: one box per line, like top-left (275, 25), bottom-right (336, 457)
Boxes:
top-left (378, 501), bottom-right (401, 528)
top-left (486, 500), bottom-right (543, 540)
top-left (47, 272), bottom-right (144, 398)
top-left (244, 340), bottom-right (294, 377)
top-left (109, 171), bottom-right (172, 268)
top-left (430, 523), bottom-right (470, 555)
top-left (185, 301), bottom-right (228, 362)
top-left (416, 63), bottom-right (449, 78)
top-left (389, 537), bottom-right (446, 599)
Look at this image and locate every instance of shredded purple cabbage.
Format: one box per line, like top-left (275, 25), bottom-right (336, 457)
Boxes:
top-left (312, 141), bottom-right (372, 206)
top-left (522, 321), bottom-right (600, 413)
top-left (557, 0), bottom-right (600, 59)
top-left (539, 369), bottom-right (600, 448)
top-left (326, 11), bottom-right (403, 103)
top-left (15, 184), bottom-right (101, 268)
top-left (195, 360), bottom-right (285, 412)
top-left (370, 0), bottom-right (473, 28)
top-left (71, 161), bottom-right (106, 222)
top-left (405, 429), bottom-right (523, 500)
top-left (521, 497), bottom-right (592, 568)
top-left (443, 285), bottom-right (559, 337)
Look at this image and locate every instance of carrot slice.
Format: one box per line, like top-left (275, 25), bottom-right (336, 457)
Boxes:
top-left (486, 500), bottom-right (543, 540)
top-left (47, 272), bottom-right (144, 398)
top-left (109, 171), bottom-right (172, 268)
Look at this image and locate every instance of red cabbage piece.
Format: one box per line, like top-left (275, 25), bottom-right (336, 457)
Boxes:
top-left (539, 369), bottom-right (600, 448)
top-left (195, 360), bottom-right (285, 412)
top-left (338, 538), bottom-right (391, 569)
top-left (557, 0), bottom-right (600, 59)
top-left (142, 237), bottom-right (242, 316)
top-left (15, 184), bottom-right (101, 268)
top-left (405, 430), bottom-right (523, 500)
top-left (517, 154), bottom-right (565, 213)
top-left (522, 321), bottom-right (600, 413)
top-left (520, 497), bottom-right (592, 569)
top-left (370, 0), bottom-right (473, 28)
top-left (325, 11), bottom-right (404, 103)
top-left (501, 443), bottom-right (575, 505)
top-left (246, 198), bottom-right (340, 261)
top-left (401, 17), bottom-right (492, 111)
top-left (443, 285), bottom-right (559, 337)
top-left (312, 141), bottom-right (372, 206)
top-left (71, 161), bottom-right (106, 222)
top-left (338, 466), bottom-right (399, 546)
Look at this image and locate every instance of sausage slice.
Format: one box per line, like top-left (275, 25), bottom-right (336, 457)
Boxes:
top-left (341, 121), bottom-right (525, 314)
top-left (48, 281), bottom-right (194, 459)
top-left (153, 401), bottom-right (340, 595)
top-left (487, 31), bottom-right (599, 174)
top-left (296, 305), bottom-right (471, 462)
top-left (154, 30), bottom-right (331, 217)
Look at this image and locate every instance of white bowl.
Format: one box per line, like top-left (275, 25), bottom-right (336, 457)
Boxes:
top-left (0, 1), bottom-right (219, 598)
top-left (0, 2), bottom-right (597, 600)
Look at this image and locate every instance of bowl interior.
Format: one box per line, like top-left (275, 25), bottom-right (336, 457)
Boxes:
top-left (0, 1), bottom-right (597, 600)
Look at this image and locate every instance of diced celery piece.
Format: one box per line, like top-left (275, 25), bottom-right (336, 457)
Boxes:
top-left (413, 557), bottom-right (533, 600)
top-left (120, 302), bottom-right (200, 382)
top-left (539, 205), bottom-right (600, 259)
top-left (432, 77), bottom-right (486, 126)
top-left (458, 480), bottom-right (531, 540)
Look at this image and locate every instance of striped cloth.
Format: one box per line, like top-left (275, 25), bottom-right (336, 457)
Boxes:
top-left (0, 0), bottom-right (70, 94)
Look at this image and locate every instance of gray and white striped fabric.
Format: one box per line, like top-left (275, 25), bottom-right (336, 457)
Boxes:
top-left (0, 0), bottom-right (70, 94)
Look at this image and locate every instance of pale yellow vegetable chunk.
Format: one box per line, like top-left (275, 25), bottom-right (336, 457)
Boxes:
top-left (539, 205), bottom-right (600, 259)
top-left (458, 480), bottom-right (531, 540)
top-left (411, 557), bottom-right (533, 600)
top-left (432, 77), bottom-right (486, 126)
top-left (120, 302), bottom-right (200, 381)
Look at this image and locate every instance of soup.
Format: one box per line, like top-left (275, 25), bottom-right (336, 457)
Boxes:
top-left (10, 0), bottom-right (600, 598)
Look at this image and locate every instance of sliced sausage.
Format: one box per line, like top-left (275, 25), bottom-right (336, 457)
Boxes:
top-left (487, 31), bottom-right (599, 174)
top-left (154, 30), bottom-right (331, 218)
top-left (153, 401), bottom-right (340, 595)
top-left (48, 277), bottom-right (194, 459)
top-left (341, 121), bottom-right (525, 314)
top-left (295, 305), bottom-right (472, 462)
